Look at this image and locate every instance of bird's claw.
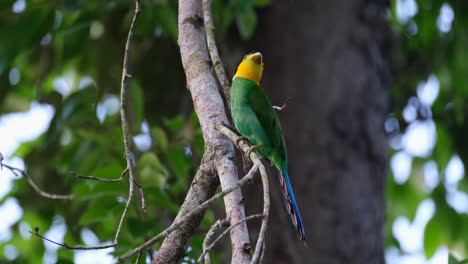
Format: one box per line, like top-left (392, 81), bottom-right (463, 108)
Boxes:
top-left (235, 136), bottom-right (248, 146)
top-left (245, 144), bottom-right (261, 158)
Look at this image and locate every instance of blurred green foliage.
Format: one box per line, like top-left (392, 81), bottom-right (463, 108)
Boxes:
top-left (450, 253), bottom-right (468, 264)
top-left (387, 0), bottom-right (468, 261)
top-left (1, 0), bottom-right (467, 263)
top-left (0, 0), bottom-right (269, 263)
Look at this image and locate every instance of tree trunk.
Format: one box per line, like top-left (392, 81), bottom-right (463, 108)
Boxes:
top-left (243, 0), bottom-right (391, 263)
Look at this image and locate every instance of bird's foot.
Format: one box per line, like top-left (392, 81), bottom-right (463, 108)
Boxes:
top-left (245, 144), bottom-right (262, 158)
top-left (234, 136), bottom-right (249, 146)
top-left (221, 122), bottom-right (238, 132)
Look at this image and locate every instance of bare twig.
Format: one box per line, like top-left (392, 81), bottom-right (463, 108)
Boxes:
top-left (156, 1), bottom-right (251, 263)
top-left (70, 168), bottom-right (146, 213)
top-left (202, 0), bottom-right (231, 106)
top-left (114, 0), bottom-right (141, 245)
top-left (69, 169), bottom-right (127, 182)
top-left (214, 124), bottom-right (270, 264)
top-left (135, 252), bottom-right (143, 264)
top-left (260, 242), bottom-right (266, 264)
top-left (27, 0), bottom-right (142, 251)
top-left (273, 97), bottom-right (290, 111)
top-left (1, 162), bottom-right (73, 200)
top-left (136, 183), bottom-right (146, 214)
top-left (203, 1), bottom-right (252, 256)
top-left (201, 219), bottom-right (230, 264)
top-left (199, 214), bottom-right (264, 263)
top-left (28, 231), bottom-right (115, 250)
top-left (251, 164), bottom-right (269, 264)
top-left (118, 161), bottom-right (261, 263)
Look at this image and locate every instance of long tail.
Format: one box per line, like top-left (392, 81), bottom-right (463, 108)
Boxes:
top-left (279, 167), bottom-right (306, 240)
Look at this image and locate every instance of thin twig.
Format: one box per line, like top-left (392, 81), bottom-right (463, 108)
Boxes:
top-left (1, 162), bottom-right (73, 200)
top-left (201, 219), bottom-right (230, 264)
top-left (260, 241), bottom-right (266, 264)
top-left (198, 214), bottom-right (264, 263)
top-left (114, 0), bottom-right (141, 245)
top-left (135, 251), bottom-right (143, 264)
top-left (214, 124), bottom-right (270, 264)
top-left (117, 162), bottom-right (261, 263)
top-left (69, 169), bottom-right (126, 182)
top-left (273, 97), bottom-right (291, 111)
top-left (28, 231), bottom-right (115, 250)
top-left (202, 0), bottom-right (231, 106)
top-left (4, 0), bottom-right (142, 253)
top-left (70, 168), bottom-right (146, 213)
top-left (251, 164), bottom-right (270, 264)
top-left (136, 183), bottom-right (146, 214)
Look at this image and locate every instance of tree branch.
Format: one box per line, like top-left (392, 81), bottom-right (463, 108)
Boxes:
top-left (200, 218), bottom-right (230, 264)
top-left (150, 0), bottom-right (252, 263)
top-left (251, 164), bottom-right (269, 264)
top-left (273, 97), bottom-right (290, 111)
top-left (28, 230), bottom-right (115, 250)
top-left (1, 161), bottom-right (73, 200)
top-left (114, 0), bottom-right (141, 245)
top-left (119, 159), bottom-right (260, 263)
top-left (25, 0), bottom-right (142, 251)
top-left (202, 0), bottom-right (231, 106)
top-left (199, 214), bottom-right (264, 263)
top-left (214, 124), bottom-right (270, 264)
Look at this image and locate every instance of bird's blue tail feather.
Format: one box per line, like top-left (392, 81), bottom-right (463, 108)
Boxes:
top-left (279, 168), bottom-right (306, 240)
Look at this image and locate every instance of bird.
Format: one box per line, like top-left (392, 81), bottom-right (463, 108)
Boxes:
top-left (230, 52), bottom-right (306, 240)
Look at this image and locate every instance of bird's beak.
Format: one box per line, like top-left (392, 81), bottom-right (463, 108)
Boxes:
top-left (250, 52), bottom-right (263, 65)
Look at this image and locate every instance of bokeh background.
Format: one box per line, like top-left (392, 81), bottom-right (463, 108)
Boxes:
top-left (0, 0), bottom-right (467, 263)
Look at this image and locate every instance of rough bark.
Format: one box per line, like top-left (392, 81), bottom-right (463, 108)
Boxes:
top-left (152, 0), bottom-right (251, 263)
top-left (241, 0), bottom-right (391, 263)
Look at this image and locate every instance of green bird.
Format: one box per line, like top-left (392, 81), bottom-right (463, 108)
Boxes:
top-left (230, 52), bottom-right (306, 240)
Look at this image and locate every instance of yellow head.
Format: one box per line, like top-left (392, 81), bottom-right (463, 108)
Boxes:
top-left (233, 52), bottom-right (264, 85)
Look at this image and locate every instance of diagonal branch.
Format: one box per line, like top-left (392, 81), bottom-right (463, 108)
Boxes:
top-left (215, 124), bottom-right (270, 264)
top-left (119, 160), bottom-right (261, 263)
top-left (151, 0), bottom-right (251, 263)
top-left (251, 164), bottom-right (269, 264)
top-left (202, 0), bottom-right (231, 105)
top-left (1, 161), bottom-right (73, 200)
top-left (114, 0), bottom-right (141, 245)
top-left (200, 218), bottom-right (230, 264)
top-left (29, 230), bottom-right (115, 250)
top-left (25, 0), bottom-right (142, 251)
top-left (199, 214), bottom-right (265, 263)
top-left (119, 123), bottom-right (271, 263)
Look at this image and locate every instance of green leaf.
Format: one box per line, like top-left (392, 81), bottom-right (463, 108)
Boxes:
top-left (73, 176), bottom-right (127, 201)
top-left (449, 254), bottom-right (468, 264)
top-left (167, 146), bottom-right (191, 180)
top-left (151, 126), bottom-right (168, 151)
top-left (138, 152), bottom-right (168, 188)
top-left (433, 124), bottom-right (452, 170)
top-left (164, 115), bottom-right (185, 133)
top-left (236, 5), bottom-right (257, 40)
top-left (252, 0), bottom-right (271, 7)
top-left (386, 178), bottom-right (425, 221)
top-left (79, 196), bottom-right (123, 225)
top-left (449, 254), bottom-right (459, 264)
top-left (130, 80), bottom-right (144, 131)
top-left (424, 216), bottom-right (445, 258)
top-left (0, 7), bottom-right (54, 64)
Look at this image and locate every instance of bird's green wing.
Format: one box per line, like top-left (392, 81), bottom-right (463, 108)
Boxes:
top-left (247, 85), bottom-right (287, 163)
